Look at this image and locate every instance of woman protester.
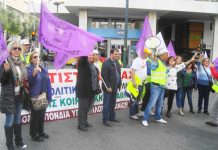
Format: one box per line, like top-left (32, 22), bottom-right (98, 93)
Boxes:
top-left (27, 51), bottom-right (52, 142)
top-left (181, 62), bottom-right (197, 113)
top-left (76, 55), bottom-right (101, 132)
top-left (165, 54), bottom-right (196, 118)
top-left (0, 41), bottom-right (28, 150)
top-left (197, 56), bottom-right (212, 114)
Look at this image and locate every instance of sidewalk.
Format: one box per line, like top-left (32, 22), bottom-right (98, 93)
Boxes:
top-left (0, 92), bottom-right (218, 150)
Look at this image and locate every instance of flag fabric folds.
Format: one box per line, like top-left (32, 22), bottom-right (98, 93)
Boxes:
top-left (213, 57), bottom-right (218, 71)
top-left (38, 1), bottom-right (104, 69)
top-left (0, 26), bottom-right (9, 65)
top-left (167, 41), bottom-right (176, 57)
top-left (136, 16), bottom-right (153, 57)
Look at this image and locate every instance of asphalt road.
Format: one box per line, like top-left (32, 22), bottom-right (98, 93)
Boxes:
top-left (0, 91), bottom-right (218, 150)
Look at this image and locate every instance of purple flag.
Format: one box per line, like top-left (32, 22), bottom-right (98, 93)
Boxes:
top-left (53, 53), bottom-right (71, 70)
top-left (0, 26), bottom-right (9, 65)
top-left (39, 1), bottom-right (104, 59)
top-left (213, 57), bottom-right (218, 71)
top-left (136, 16), bottom-right (153, 56)
top-left (167, 41), bottom-right (176, 57)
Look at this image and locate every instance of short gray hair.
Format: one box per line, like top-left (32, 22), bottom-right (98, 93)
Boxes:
top-left (7, 40), bottom-right (21, 52)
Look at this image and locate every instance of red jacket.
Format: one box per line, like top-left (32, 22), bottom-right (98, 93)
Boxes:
top-left (210, 67), bottom-right (218, 80)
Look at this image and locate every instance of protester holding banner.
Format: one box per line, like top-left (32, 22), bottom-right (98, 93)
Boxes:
top-left (197, 55), bottom-right (212, 114)
top-left (76, 55), bottom-right (101, 132)
top-left (0, 40), bottom-right (28, 149)
top-left (27, 51), bottom-right (52, 142)
top-left (101, 48), bottom-right (121, 127)
top-left (205, 62), bottom-right (218, 127)
top-left (165, 55), bottom-right (196, 118)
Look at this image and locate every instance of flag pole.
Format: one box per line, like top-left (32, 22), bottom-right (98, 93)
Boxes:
top-left (100, 75), bottom-right (109, 91)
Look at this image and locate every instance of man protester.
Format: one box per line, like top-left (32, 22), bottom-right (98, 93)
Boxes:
top-left (93, 49), bottom-right (102, 73)
top-left (101, 48), bottom-right (121, 127)
top-left (142, 48), bottom-right (169, 127)
top-left (118, 49), bottom-right (123, 68)
top-left (20, 39), bottom-right (31, 65)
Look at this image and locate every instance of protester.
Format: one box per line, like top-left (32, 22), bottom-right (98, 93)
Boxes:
top-left (197, 56), bottom-right (212, 114)
top-left (118, 49), bottom-right (123, 68)
top-left (27, 51), bottom-right (52, 141)
top-left (205, 63), bottom-right (218, 127)
top-left (142, 48), bottom-right (168, 127)
top-left (127, 48), bottom-right (151, 120)
top-left (20, 39), bottom-right (31, 65)
top-left (165, 54), bottom-right (196, 118)
top-left (181, 62), bottom-right (197, 114)
top-left (0, 41), bottom-right (28, 149)
top-left (93, 49), bottom-right (102, 73)
top-left (101, 48), bottom-right (121, 127)
top-left (76, 55), bottom-right (101, 131)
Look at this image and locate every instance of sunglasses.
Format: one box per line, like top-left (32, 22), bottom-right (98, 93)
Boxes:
top-left (12, 47), bottom-right (21, 51)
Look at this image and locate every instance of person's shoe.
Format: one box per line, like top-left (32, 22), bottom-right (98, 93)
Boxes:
top-left (142, 120), bottom-right (148, 127)
top-left (149, 111), bottom-right (155, 116)
top-left (39, 133), bottom-right (49, 139)
top-left (197, 110), bottom-right (201, 113)
top-left (190, 109), bottom-right (195, 114)
top-left (136, 111), bottom-right (144, 117)
top-left (155, 119), bottom-right (167, 124)
top-left (205, 121), bottom-right (218, 127)
top-left (31, 135), bottom-right (44, 142)
top-left (109, 119), bottom-right (121, 122)
top-left (203, 111), bottom-right (210, 115)
top-left (78, 126), bottom-right (88, 132)
top-left (86, 122), bottom-right (93, 127)
top-left (103, 121), bottom-right (111, 127)
top-left (15, 142), bottom-right (28, 149)
top-left (166, 111), bottom-right (171, 118)
top-left (130, 115), bottom-right (140, 120)
top-left (178, 108), bottom-right (184, 116)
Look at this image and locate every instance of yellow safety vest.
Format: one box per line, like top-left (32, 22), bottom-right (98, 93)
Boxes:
top-left (99, 61), bottom-right (102, 69)
top-left (151, 59), bottom-right (167, 86)
top-left (20, 53), bottom-right (30, 64)
top-left (127, 75), bottom-right (142, 98)
top-left (212, 82), bottom-right (218, 93)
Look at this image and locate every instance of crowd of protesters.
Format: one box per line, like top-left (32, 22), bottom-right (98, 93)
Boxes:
top-left (0, 39), bottom-right (218, 150)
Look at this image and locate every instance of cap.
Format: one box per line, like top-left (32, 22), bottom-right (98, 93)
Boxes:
top-left (93, 49), bottom-right (99, 54)
top-left (118, 49), bottom-right (122, 54)
top-left (21, 39), bottom-right (30, 45)
top-left (144, 48), bottom-right (152, 54)
top-left (156, 48), bottom-right (168, 56)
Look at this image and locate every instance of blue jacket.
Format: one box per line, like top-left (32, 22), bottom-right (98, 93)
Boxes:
top-left (27, 64), bottom-right (52, 102)
top-left (197, 62), bottom-right (212, 86)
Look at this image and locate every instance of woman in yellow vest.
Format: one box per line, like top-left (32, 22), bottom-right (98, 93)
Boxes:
top-left (142, 48), bottom-right (168, 127)
top-left (205, 63), bottom-right (218, 127)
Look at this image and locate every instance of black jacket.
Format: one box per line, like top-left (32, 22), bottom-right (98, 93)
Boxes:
top-left (0, 65), bottom-right (16, 113)
top-left (101, 58), bottom-right (121, 92)
top-left (75, 57), bottom-right (99, 98)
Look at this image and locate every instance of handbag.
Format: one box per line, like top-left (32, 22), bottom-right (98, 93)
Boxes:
top-left (31, 92), bottom-right (48, 111)
top-left (203, 67), bottom-right (215, 93)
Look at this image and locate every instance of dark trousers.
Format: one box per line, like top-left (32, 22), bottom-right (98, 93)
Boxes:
top-left (78, 96), bottom-right (95, 127)
top-left (140, 83), bottom-right (151, 111)
top-left (197, 84), bottom-right (210, 112)
top-left (181, 87), bottom-right (193, 110)
top-left (102, 89), bottom-right (118, 122)
top-left (167, 90), bottom-right (177, 112)
top-left (29, 108), bottom-right (46, 137)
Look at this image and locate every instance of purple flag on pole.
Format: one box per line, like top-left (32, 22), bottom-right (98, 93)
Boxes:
top-left (136, 16), bottom-right (153, 56)
top-left (0, 26), bottom-right (9, 65)
top-left (167, 41), bottom-right (176, 57)
top-left (39, 1), bottom-right (104, 60)
top-left (213, 57), bottom-right (218, 71)
top-left (53, 53), bottom-right (71, 70)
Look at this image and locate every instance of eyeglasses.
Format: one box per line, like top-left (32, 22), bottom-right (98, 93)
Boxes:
top-left (12, 47), bottom-right (21, 51)
top-left (32, 56), bottom-right (39, 59)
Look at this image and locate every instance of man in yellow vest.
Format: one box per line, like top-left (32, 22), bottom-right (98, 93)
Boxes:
top-left (118, 49), bottom-right (123, 68)
top-left (142, 48), bottom-right (169, 127)
top-left (93, 49), bottom-right (102, 73)
top-left (20, 39), bottom-right (31, 65)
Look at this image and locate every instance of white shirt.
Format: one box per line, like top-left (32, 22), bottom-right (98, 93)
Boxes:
top-left (165, 63), bottom-right (186, 90)
top-left (131, 57), bottom-right (147, 81)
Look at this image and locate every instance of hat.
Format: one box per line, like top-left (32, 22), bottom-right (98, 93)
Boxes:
top-left (118, 49), bottom-right (122, 54)
top-left (156, 48), bottom-right (168, 56)
top-left (21, 39), bottom-right (30, 45)
top-left (93, 49), bottom-right (99, 54)
top-left (144, 48), bottom-right (152, 54)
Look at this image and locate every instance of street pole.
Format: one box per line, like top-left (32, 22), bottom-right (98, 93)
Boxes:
top-left (123, 0), bottom-right (129, 67)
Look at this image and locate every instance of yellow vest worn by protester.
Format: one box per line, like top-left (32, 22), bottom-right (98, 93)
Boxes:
top-left (20, 53), bottom-right (30, 64)
top-left (127, 75), bottom-right (142, 98)
top-left (151, 59), bottom-right (167, 86)
top-left (212, 81), bottom-right (218, 93)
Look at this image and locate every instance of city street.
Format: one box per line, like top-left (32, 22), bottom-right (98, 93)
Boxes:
top-left (0, 91), bottom-right (218, 150)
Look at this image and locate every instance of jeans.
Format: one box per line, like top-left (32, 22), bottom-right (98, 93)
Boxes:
top-left (4, 96), bottom-right (23, 127)
top-left (143, 83), bottom-right (165, 121)
top-left (176, 88), bottom-right (183, 108)
top-left (140, 83), bottom-right (151, 111)
top-left (103, 89), bottom-right (118, 122)
top-left (181, 87), bottom-right (193, 109)
top-left (197, 84), bottom-right (210, 112)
